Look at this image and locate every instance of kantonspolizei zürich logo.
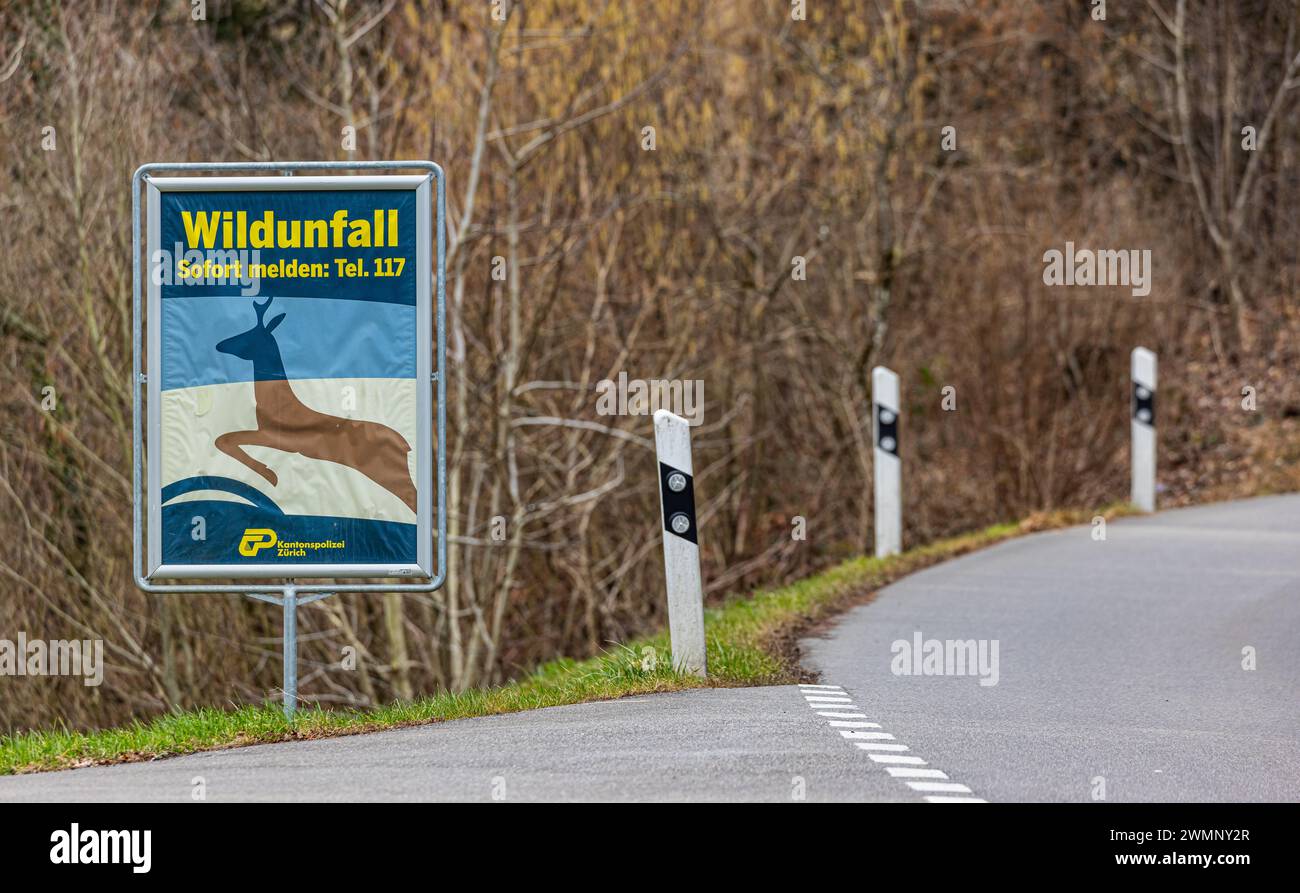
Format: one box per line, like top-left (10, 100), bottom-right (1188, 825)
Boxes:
top-left (238, 527), bottom-right (345, 559)
top-left (50, 824), bottom-right (151, 874)
top-left (238, 528), bottom-right (277, 556)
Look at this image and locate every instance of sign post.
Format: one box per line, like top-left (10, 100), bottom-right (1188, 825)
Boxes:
top-left (1131, 347), bottom-right (1157, 513)
top-left (873, 366), bottom-right (902, 559)
top-left (653, 409), bottom-right (707, 677)
top-left (282, 588), bottom-right (298, 716)
top-left (132, 161), bottom-right (448, 719)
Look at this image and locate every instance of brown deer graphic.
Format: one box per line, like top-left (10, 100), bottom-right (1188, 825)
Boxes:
top-left (214, 296), bottom-right (417, 513)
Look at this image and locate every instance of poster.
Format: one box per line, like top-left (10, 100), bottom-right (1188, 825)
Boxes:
top-left (145, 176), bottom-right (432, 578)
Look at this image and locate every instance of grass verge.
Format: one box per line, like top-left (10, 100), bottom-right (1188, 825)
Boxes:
top-left (0, 504), bottom-right (1130, 775)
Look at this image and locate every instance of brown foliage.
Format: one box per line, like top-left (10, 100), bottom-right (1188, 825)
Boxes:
top-left (1, 0), bottom-right (1298, 732)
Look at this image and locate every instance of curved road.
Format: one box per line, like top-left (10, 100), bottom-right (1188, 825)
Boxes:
top-left (2, 495), bottom-right (1297, 802)
top-left (804, 494), bottom-right (1300, 802)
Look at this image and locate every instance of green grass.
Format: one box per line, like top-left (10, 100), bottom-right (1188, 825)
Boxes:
top-left (0, 504), bottom-right (1128, 775)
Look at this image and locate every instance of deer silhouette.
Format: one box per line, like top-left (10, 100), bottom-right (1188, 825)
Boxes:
top-left (214, 296), bottom-right (417, 513)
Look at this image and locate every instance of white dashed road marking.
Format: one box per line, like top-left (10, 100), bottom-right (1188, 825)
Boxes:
top-left (799, 683), bottom-right (986, 803)
top-left (906, 781), bottom-right (973, 794)
top-left (923, 796), bottom-right (984, 803)
top-left (886, 768), bottom-right (949, 779)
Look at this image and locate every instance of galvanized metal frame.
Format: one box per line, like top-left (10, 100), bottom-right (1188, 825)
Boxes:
top-left (145, 174), bottom-right (434, 579)
top-left (132, 161), bottom-right (446, 595)
top-left (131, 161), bottom-right (448, 718)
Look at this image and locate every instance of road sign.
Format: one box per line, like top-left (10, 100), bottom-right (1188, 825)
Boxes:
top-left (144, 173), bottom-right (435, 580)
top-left (131, 162), bottom-right (449, 718)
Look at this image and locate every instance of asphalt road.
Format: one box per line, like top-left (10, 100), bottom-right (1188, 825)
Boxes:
top-left (804, 494), bottom-right (1300, 802)
top-left (2, 495), bottom-right (1297, 802)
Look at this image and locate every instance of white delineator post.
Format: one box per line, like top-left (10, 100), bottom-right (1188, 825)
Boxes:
top-left (653, 409), bottom-right (707, 677)
top-left (1131, 347), bottom-right (1157, 513)
top-left (873, 366), bottom-right (902, 559)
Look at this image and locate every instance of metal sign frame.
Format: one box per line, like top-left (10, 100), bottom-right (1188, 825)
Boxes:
top-left (145, 174), bottom-right (434, 580)
top-left (131, 161), bottom-right (448, 717)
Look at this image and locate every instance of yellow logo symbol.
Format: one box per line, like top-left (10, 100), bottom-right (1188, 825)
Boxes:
top-left (238, 528), bottom-right (278, 556)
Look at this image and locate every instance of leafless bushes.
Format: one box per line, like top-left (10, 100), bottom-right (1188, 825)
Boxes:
top-left (1, 0), bottom-right (1297, 732)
